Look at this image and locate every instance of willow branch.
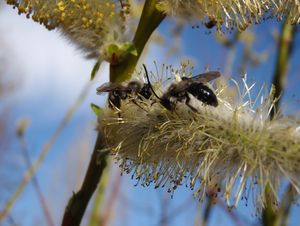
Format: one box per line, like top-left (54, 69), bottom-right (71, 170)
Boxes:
top-left (269, 19), bottom-right (297, 119)
top-left (263, 18), bottom-right (297, 226)
top-left (274, 185), bottom-right (297, 226)
top-left (61, 1), bottom-right (166, 225)
top-left (88, 164), bottom-right (109, 226)
top-left (110, 0), bottom-right (166, 83)
top-left (61, 130), bottom-right (109, 226)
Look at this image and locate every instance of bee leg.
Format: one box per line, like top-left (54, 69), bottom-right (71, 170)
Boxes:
top-left (150, 99), bottom-right (158, 106)
top-left (131, 99), bottom-right (148, 112)
top-left (185, 94), bottom-right (199, 113)
top-left (108, 98), bottom-right (123, 119)
top-left (108, 92), bottom-right (121, 109)
top-left (109, 105), bottom-right (122, 120)
top-left (118, 112), bottom-right (122, 119)
top-left (186, 103), bottom-right (198, 112)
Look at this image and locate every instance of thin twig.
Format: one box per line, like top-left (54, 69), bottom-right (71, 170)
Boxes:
top-left (7, 214), bottom-right (18, 226)
top-left (201, 196), bottom-right (213, 226)
top-left (158, 192), bottom-right (170, 226)
top-left (0, 81), bottom-right (91, 222)
top-left (61, 130), bottom-right (109, 226)
top-left (88, 164), bottom-right (110, 226)
top-left (217, 199), bottom-right (244, 226)
top-left (270, 19), bottom-right (297, 119)
top-left (158, 196), bottom-right (195, 226)
top-left (274, 184), bottom-right (297, 226)
top-left (101, 171), bottom-right (122, 226)
top-left (17, 129), bottom-right (55, 226)
top-left (263, 18), bottom-right (297, 226)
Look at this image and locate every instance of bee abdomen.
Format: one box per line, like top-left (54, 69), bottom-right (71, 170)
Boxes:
top-left (186, 83), bottom-right (218, 107)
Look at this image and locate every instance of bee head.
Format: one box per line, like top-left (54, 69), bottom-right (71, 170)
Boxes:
top-left (140, 84), bottom-right (152, 99)
top-left (127, 81), bottom-right (141, 94)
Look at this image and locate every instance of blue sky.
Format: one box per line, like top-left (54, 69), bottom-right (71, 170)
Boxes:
top-left (1, 2), bottom-right (300, 226)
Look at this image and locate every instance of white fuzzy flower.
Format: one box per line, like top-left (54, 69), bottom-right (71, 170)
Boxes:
top-left (159, 0), bottom-right (300, 30)
top-left (5, 0), bottom-right (132, 60)
top-left (99, 66), bottom-right (300, 210)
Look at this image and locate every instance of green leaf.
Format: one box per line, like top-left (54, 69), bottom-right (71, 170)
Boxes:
top-left (90, 103), bottom-right (103, 117)
top-left (120, 42), bottom-right (138, 56)
top-left (107, 44), bottom-right (120, 55)
top-left (129, 47), bottom-right (138, 56)
top-left (91, 60), bottom-right (101, 80)
top-left (155, 2), bottom-right (168, 12)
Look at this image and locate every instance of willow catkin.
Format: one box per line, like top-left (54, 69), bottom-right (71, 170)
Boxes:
top-left (159, 0), bottom-right (300, 31)
top-left (5, 0), bottom-right (131, 59)
top-left (99, 71), bottom-right (300, 210)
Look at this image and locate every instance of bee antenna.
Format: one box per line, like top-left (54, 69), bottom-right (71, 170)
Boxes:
top-left (143, 64), bottom-right (161, 100)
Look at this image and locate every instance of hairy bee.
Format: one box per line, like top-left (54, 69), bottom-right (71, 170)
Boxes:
top-left (143, 64), bottom-right (220, 112)
top-left (97, 81), bottom-right (151, 109)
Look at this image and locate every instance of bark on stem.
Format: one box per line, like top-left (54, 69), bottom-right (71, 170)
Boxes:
top-left (263, 18), bottom-right (297, 226)
top-left (62, 131), bottom-right (108, 226)
top-left (61, 1), bottom-right (165, 225)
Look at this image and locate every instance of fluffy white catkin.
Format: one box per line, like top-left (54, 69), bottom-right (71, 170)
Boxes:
top-left (99, 70), bottom-right (300, 209)
top-left (5, 0), bottom-right (131, 59)
top-left (159, 0), bottom-right (300, 30)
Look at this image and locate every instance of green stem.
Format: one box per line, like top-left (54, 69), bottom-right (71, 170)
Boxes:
top-left (270, 19), bottom-right (297, 119)
top-left (88, 164), bottom-right (109, 226)
top-left (263, 18), bottom-right (297, 226)
top-left (110, 0), bottom-right (166, 83)
top-left (61, 132), bottom-right (108, 226)
top-left (262, 184), bottom-right (277, 226)
top-left (201, 196), bottom-right (213, 226)
top-left (274, 185), bottom-right (296, 226)
top-left (61, 1), bottom-right (166, 225)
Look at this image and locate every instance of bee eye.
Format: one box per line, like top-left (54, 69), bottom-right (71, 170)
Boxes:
top-left (178, 92), bottom-right (185, 97)
top-left (112, 90), bottom-right (119, 96)
top-left (144, 91), bottom-right (151, 96)
top-left (120, 92), bottom-right (127, 99)
top-left (128, 81), bottom-right (141, 93)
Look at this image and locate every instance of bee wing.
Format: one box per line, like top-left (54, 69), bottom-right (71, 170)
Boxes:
top-left (96, 83), bottom-right (114, 94)
top-left (96, 83), bottom-right (120, 95)
top-left (191, 71), bottom-right (221, 83)
top-left (96, 82), bottom-right (133, 95)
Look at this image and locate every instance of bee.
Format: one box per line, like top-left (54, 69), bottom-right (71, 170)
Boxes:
top-left (143, 64), bottom-right (220, 112)
top-left (96, 80), bottom-right (152, 109)
top-left (205, 19), bottom-right (217, 29)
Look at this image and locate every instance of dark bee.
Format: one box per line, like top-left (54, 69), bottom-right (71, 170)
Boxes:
top-left (205, 19), bottom-right (217, 29)
top-left (143, 64), bottom-right (220, 112)
top-left (96, 80), bottom-right (152, 109)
